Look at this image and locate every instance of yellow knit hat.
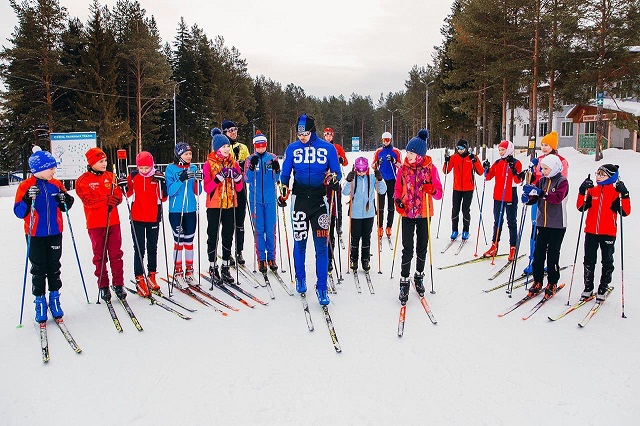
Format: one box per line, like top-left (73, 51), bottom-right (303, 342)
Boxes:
top-left (541, 131), bottom-right (558, 150)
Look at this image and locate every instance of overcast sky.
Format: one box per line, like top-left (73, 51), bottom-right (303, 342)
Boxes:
top-left (0, 0), bottom-right (454, 99)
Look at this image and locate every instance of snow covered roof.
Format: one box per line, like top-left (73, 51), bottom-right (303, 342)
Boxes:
top-left (566, 99), bottom-right (640, 119)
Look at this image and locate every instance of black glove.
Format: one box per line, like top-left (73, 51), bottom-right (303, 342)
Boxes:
top-left (339, 156), bottom-right (346, 165)
top-left (345, 171), bottom-right (355, 182)
top-left (377, 157), bottom-right (384, 165)
top-left (153, 171), bottom-right (165, 182)
top-left (615, 180), bottom-right (629, 198)
top-left (394, 198), bottom-right (405, 210)
top-left (271, 159), bottom-right (280, 174)
top-left (278, 185), bottom-right (289, 199)
top-left (179, 169), bottom-right (189, 182)
top-left (482, 160), bottom-right (490, 170)
top-left (324, 173), bottom-right (340, 190)
top-left (506, 155), bottom-right (515, 166)
top-left (277, 197), bottom-right (287, 208)
top-left (194, 170), bottom-right (204, 181)
top-left (23, 185), bottom-right (40, 205)
top-left (579, 177), bottom-right (594, 195)
top-left (249, 155), bottom-right (260, 171)
top-left (374, 169), bottom-right (382, 181)
top-left (56, 192), bottom-right (74, 211)
top-left (386, 154), bottom-right (394, 163)
top-left (469, 153), bottom-right (477, 163)
top-left (444, 152), bottom-right (451, 163)
top-left (186, 170), bottom-right (197, 180)
top-left (117, 178), bottom-right (128, 192)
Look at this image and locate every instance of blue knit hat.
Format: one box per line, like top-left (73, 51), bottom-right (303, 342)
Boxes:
top-left (296, 114), bottom-right (316, 133)
top-left (175, 142), bottom-right (192, 158)
top-left (406, 131), bottom-right (428, 157)
top-left (221, 120), bottom-right (237, 132)
top-left (212, 133), bottom-right (230, 152)
top-left (29, 146), bottom-right (57, 174)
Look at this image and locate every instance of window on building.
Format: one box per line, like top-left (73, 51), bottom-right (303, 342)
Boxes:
top-left (539, 122), bottom-right (548, 136)
top-left (585, 122), bottom-right (596, 133)
top-left (561, 122), bottom-right (574, 137)
top-left (523, 123), bottom-right (529, 137)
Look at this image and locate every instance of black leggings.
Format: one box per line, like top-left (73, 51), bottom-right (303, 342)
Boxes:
top-left (349, 217), bottom-right (374, 262)
top-left (401, 217), bottom-right (429, 278)
top-left (451, 190), bottom-right (473, 233)
top-left (207, 208), bottom-right (235, 262)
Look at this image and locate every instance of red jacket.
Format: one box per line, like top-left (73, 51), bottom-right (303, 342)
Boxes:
top-left (577, 184), bottom-right (631, 237)
top-left (485, 158), bottom-right (522, 202)
top-left (76, 170), bottom-right (122, 229)
top-left (442, 152), bottom-right (484, 192)
top-left (126, 170), bottom-right (167, 223)
top-left (333, 143), bottom-right (348, 166)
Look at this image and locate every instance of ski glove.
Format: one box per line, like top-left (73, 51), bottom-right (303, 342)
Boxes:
top-left (153, 172), bottom-right (165, 182)
top-left (106, 194), bottom-right (120, 208)
top-left (23, 185), bottom-right (40, 205)
top-left (345, 171), bottom-right (355, 183)
top-left (249, 155), bottom-right (259, 171)
top-left (579, 177), bottom-right (594, 195)
top-left (117, 178), bottom-right (128, 192)
top-left (444, 152), bottom-right (451, 163)
top-left (278, 185), bottom-right (289, 200)
top-left (469, 153), bottom-right (477, 163)
top-left (530, 158), bottom-right (539, 168)
top-left (55, 192), bottom-right (74, 211)
top-left (339, 156), bottom-right (346, 165)
top-left (271, 159), bottom-right (281, 174)
top-left (377, 157), bottom-right (384, 165)
top-left (394, 198), bottom-right (405, 210)
top-left (386, 154), bottom-right (394, 163)
top-left (374, 169), bottom-right (383, 181)
top-left (178, 169), bottom-right (189, 182)
top-left (229, 168), bottom-right (243, 183)
top-left (423, 182), bottom-right (434, 195)
top-left (194, 170), bottom-right (203, 181)
top-left (615, 180), bottom-right (629, 198)
top-left (482, 160), bottom-right (490, 170)
top-left (324, 173), bottom-right (340, 190)
top-left (277, 197), bottom-right (287, 208)
top-left (520, 193), bottom-right (530, 204)
top-left (523, 184), bottom-right (539, 196)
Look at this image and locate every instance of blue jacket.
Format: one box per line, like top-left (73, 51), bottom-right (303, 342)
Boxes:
top-left (280, 133), bottom-right (342, 197)
top-left (165, 163), bottom-right (202, 214)
top-left (373, 145), bottom-right (402, 180)
top-left (245, 152), bottom-right (280, 205)
top-left (14, 176), bottom-right (67, 236)
top-left (342, 174), bottom-right (387, 219)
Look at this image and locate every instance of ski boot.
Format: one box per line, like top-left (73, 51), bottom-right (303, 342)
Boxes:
top-left (184, 266), bottom-right (196, 286)
top-left (596, 284), bottom-right (609, 302)
top-left (48, 290), bottom-right (63, 319)
top-left (377, 227), bottom-right (384, 239)
top-left (544, 282), bottom-right (557, 298)
top-left (235, 253), bottom-right (246, 266)
top-left (450, 230), bottom-right (459, 240)
top-left (135, 275), bottom-right (150, 297)
top-left (461, 231), bottom-right (470, 241)
top-left (361, 259), bottom-right (371, 272)
top-left (113, 285), bottom-right (127, 300)
top-left (208, 264), bottom-right (221, 284)
top-left (35, 295), bottom-right (48, 323)
top-left (483, 243), bottom-right (498, 258)
top-left (528, 281), bottom-right (543, 296)
top-left (414, 272), bottom-right (426, 296)
top-left (147, 271), bottom-right (160, 292)
top-left (316, 287), bottom-right (330, 306)
top-left (220, 261), bottom-right (235, 285)
top-left (296, 278), bottom-right (307, 293)
top-left (508, 246), bottom-right (517, 261)
top-left (267, 259), bottom-right (278, 272)
top-left (349, 258), bottom-right (358, 272)
top-left (258, 260), bottom-right (268, 274)
top-left (399, 277), bottom-right (410, 305)
top-left (580, 285), bottom-right (594, 300)
top-left (386, 227), bottom-right (392, 238)
top-left (99, 287), bottom-right (112, 302)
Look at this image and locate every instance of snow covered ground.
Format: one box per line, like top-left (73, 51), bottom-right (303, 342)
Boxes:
top-left (1, 147), bottom-right (638, 425)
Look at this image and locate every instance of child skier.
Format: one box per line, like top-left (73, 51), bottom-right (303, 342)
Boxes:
top-left (576, 164), bottom-right (631, 301)
top-left (520, 154), bottom-right (568, 297)
top-left (373, 131), bottom-right (402, 240)
top-left (278, 114), bottom-right (342, 305)
top-left (204, 129), bottom-right (244, 284)
top-left (165, 142), bottom-right (202, 287)
top-left (442, 139), bottom-right (483, 241)
top-left (393, 130), bottom-right (443, 304)
top-left (342, 157), bottom-right (386, 272)
top-left (14, 147), bottom-right (74, 322)
top-left (481, 140), bottom-right (523, 260)
top-left (123, 151), bottom-right (167, 296)
top-left (323, 127), bottom-right (348, 235)
top-left (245, 130), bottom-right (281, 273)
top-left (76, 147), bottom-right (126, 301)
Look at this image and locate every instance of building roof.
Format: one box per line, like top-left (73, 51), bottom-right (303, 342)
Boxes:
top-left (566, 99), bottom-right (640, 122)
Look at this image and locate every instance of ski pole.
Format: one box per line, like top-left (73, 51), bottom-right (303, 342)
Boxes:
top-left (474, 176), bottom-right (487, 256)
top-left (506, 203), bottom-right (528, 296)
top-left (278, 185), bottom-right (294, 285)
top-left (436, 151), bottom-right (448, 239)
top-left (96, 165), bottom-right (117, 304)
top-left (620, 191), bottom-right (626, 318)
top-left (276, 202), bottom-right (284, 272)
top-left (389, 214), bottom-right (401, 279)
top-left (375, 178), bottom-right (382, 274)
top-left (490, 165), bottom-right (510, 265)
top-left (566, 174), bottom-right (590, 306)
top-left (334, 189), bottom-right (344, 282)
top-left (425, 192), bottom-right (436, 294)
top-left (61, 195), bottom-right (89, 303)
top-left (18, 191), bottom-right (37, 328)
top-left (473, 171), bottom-right (487, 244)
top-left (346, 168), bottom-right (354, 274)
top-left (196, 168), bottom-right (202, 286)
top-left (170, 173), bottom-right (189, 296)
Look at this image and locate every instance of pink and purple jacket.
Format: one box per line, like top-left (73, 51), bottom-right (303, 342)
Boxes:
top-left (394, 155), bottom-right (443, 218)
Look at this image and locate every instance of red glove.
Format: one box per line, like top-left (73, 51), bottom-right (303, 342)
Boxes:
top-left (423, 183), bottom-right (434, 194)
top-left (106, 194), bottom-right (120, 208)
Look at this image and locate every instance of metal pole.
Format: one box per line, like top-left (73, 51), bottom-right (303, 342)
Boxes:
top-left (426, 80), bottom-right (434, 131)
top-left (173, 79), bottom-right (186, 147)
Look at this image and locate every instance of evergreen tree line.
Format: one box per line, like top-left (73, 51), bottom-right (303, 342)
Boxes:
top-left (2, 0), bottom-right (639, 174)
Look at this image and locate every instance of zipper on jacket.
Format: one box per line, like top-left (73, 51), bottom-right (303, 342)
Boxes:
top-left (42, 180), bottom-right (52, 235)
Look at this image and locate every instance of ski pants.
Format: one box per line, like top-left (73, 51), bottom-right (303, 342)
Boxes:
top-left (349, 217), bottom-right (374, 263)
top-left (251, 201), bottom-right (277, 261)
top-left (131, 221), bottom-right (159, 276)
top-left (234, 187), bottom-right (247, 255)
top-left (532, 226), bottom-right (566, 285)
top-left (28, 234), bottom-right (63, 296)
top-left (401, 216), bottom-right (429, 278)
top-left (207, 207), bottom-right (235, 262)
top-left (291, 194), bottom-right (330, 291)
top-left (169, 211), bottom-right (196, 271)
top-left (491, 192), bottom-right (518, 247)
top-left (583, 233), bottom-right (616, 291)
top-left (451, 189), bottom-right (473, 233)
top-left (88, 224), bottom-right (124, 289)
top-left (378, 178), bottom-right (396, 229)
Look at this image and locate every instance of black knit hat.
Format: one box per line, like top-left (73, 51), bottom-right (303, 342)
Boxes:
top-left (597, 164), bottom-right (619, 177)
top-left (456, 139), bottom-right (469, 150)
top-left (296, 114), bottom-right (316, 133)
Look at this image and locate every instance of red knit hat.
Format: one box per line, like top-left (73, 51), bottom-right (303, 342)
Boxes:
top-left (498, 140), bottom-right (510, 150)
top-left (136, 151), bottom-right (154, 167)
top-left (85, 147), bottom-right (107, 166)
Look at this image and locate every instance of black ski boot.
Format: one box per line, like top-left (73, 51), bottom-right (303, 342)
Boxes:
top-left (582, 264), bottom-right (595, 299)
top-left (596, 284), bottom-right (610, 302)
top-left (235, 253), bottom-right (246, 266)
top-left (267, 259), bottom-right (278, 272)
top-left (113, 285), bottom-right (127, 300)
top-left (100, 287), bottom-right (111, 302)
top-left (349, 257), bottom-right (358, 272)
top-left (399, 277), bottom-right (410, 305)
top-left (361, 259), bottom-right (371, 272)
top-left (208, 264), bottom-right (222, 284)
top-left (414, 272), bottom-right (425, 296)
top-left (220, 261), bottom-right (235, 284)
top-left (258, 260), bottom-right (268, 273)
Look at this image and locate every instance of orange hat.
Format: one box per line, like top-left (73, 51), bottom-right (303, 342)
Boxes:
top-left (541, 131), bottom-right (558, 150)
top-left (85, 147), bottom-right (107, 166)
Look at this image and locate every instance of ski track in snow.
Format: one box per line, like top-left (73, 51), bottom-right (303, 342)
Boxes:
top-left (1, 147), bottom-right (639, 425)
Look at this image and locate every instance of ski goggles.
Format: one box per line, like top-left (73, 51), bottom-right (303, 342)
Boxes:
top-left (297, 131), bottom-right (311, 137)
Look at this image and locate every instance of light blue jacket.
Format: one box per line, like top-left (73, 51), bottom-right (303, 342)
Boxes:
top-left (342, 174), bottom-right (387, 219)
top-left (165, 163), bottom-right (202, 214)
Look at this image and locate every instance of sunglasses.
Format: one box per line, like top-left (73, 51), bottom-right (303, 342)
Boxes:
top-left (226, 127), bottom-right (238, 133)
top-left (297, 131), bottom-right (311, 137)
top-left (324, 132), bottom-right (333, 136)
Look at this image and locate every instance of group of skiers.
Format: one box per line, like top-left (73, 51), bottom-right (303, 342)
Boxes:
top-left (14, 116), bottom-right (632, 323)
